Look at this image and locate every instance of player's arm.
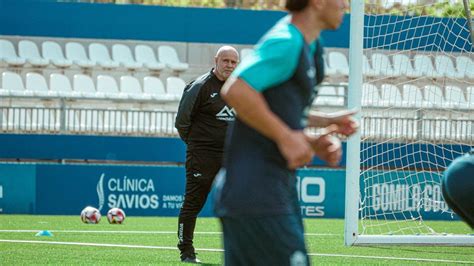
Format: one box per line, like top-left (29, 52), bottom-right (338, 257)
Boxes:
top-left (307, 109), bottom-right (359, 137)
top-left (221, 77), bottom-right (314, 169)
top-left (175, 82), bottom-right (200, 142)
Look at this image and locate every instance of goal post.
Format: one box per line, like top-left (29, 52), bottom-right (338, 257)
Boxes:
top-left (464, 0), bottom-right (474, 46)
top-left (344, 0), bottom-right (474, 246)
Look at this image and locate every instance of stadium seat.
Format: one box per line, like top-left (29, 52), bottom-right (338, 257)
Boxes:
top-left (363, 54), bottom-right (379, 77)
top-left (73, 74), bottom-right (101, 99)
top-left (413, 54), bottom-right (443, 78)
top-left (456, 56), bottom-right (474, 79)
top-left (434, 55), bottom-right (464, 79)
top-left (371, 53), bottom-right (395, 77)
top-left (112, 44), bottom-right (143, 70)
top-left (158, 45), bottom-right (189, 73)
top-left (18, 40), bottom-right (49, 68)
top-left (361, 83), bottom-right (381, 106)
top-left (120, 76), bottom-right (152, 101)
top-left (323, 55), bottom-right (337, 76)
top-left (135, 45), bottom-right (165, 72)
top-left (89, 43), bottom-right (120, 69)
top-left (66, 42), bottom-right (96, 69)
top-left (314, 85), bottom-right (344, 106)
top-left (445, 85), bottom-right (468, 109)
top-left (42, 41), bottom-right (73, 69)
top-left (50, 73), bottom-right (79, 98)
top-left (423, 85), bottom-right (445, 108)
top-left (25, 73), bottom-right (58, 98)
top-left (97, 75), bottom-right (128, 100)
top-left (240, 48), bottom-right (253, 60)
top-left (2, 72), bottom-right (32, 97)
top-left (0, 39), bottom-right (26, 67)
top-left (392, 54), bottom-right (422, 78)
top-left (328, 51), bottom-right (349, 76)
top-left (380, 84), bottom-right (404, 107)
top-left (166, 76), bottom-right (186, 100)
top-left (402, 84), bottom-right (424, 108)
top-left (143, 76), bottom-right (172, 101)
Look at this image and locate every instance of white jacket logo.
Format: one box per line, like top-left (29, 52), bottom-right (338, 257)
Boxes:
top-left (216, 106), bottom-right (236, 121)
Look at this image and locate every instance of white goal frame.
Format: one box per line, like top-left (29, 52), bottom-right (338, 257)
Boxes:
top-left (344, 0), bottom-right (474, 246)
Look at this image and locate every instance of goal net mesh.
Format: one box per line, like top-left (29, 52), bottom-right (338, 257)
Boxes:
top-left (359, 0), bottom-right (473, 236)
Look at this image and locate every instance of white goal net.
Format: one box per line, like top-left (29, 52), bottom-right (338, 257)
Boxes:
top-left (345, 0), bottom-right (474, 245)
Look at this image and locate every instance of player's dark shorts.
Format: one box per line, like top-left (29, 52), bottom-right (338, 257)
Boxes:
top-left (220, 214), bottom-right (309, 266)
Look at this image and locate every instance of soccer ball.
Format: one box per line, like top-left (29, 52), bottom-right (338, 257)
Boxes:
top-left (107, 208), bottom-right (126, 224)
top-left (80, 206), bottom-right (101, 224)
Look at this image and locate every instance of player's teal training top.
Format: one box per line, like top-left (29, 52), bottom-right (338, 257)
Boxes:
top-left (214, 16), bottom-right (325, 217)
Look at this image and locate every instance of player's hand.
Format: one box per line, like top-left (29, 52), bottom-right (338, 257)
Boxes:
top-left (327, 109), bottom-right (359, 137)
top-left (305, 125), bottom-right (342, 167)
top-left (277, 130), bottom-right (315, 170)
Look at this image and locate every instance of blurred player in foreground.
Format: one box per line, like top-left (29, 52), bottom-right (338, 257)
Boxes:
top-left (213, 0), bottom-right (357, 265)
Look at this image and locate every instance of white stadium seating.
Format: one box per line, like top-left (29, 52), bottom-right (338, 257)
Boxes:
top-left (26, 72), bottom-right (57, 97)
top-left (413, 54), bottom-right (443, 78)
top-left (328, 51), bottom-right (349, 76)
top-left (380, 84), bottom-right (404, 107)
top-left (73, 74), bottom-right (100, 98)
top-left (120, 75), bottom-right (153, 101)
top-left (89, 43), bottom-right (120, 69)
top-left (2, 72), bottom-right (32, 97)
top-left (240, 48), bottom-right (253, 60)
top-left (50, 73), bottom-right (79, 98)
top-left (371, 53), bottom-right (395, 77)
top-left (0, 39), bottom-right (26, 67)
top-left (402, 84), bottom-right (424, 108)
top-left (456, 56), bottom-right (474, 79)
top-left (66, 42), bottom-right (97, 69)
top-left (112, 44), bottom-right (143, 70)
top-left (166, 76), bottom-right (186, 100)
top-left (362, 54), bottom-right (379, 77)
top-left (158, 45), bottom-right (189, 73)
top-left (392, 54), bottom-right (422, 78)
top-left (42, 41), bottom-right (73, 69)
top-left (435, 55), bottom-right (464, 79)
top-left (97, 75), bottom-right (127, 99)
top-left (135, 44), bottom-right (166, 72)
top-left (18, 40), bottom-right (49, 68)
top-left (445, 85), bottom-right (468, 109)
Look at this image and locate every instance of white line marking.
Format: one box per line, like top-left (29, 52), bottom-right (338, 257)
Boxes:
top-left (0, 230), bottom-right (336, 236)
top-left (0, 239), bottom-right (472, 264)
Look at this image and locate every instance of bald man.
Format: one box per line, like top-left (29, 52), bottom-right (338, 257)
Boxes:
top-left (175, 46), bottom-right (239, 263)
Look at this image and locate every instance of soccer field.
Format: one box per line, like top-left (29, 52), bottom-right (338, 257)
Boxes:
top-left (0, 215), bottom-right (473, 265)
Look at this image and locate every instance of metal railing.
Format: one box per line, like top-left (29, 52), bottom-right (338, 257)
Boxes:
top-left (0, 106), bottom-right (178, 136)
top-left (2, 105), bottom-right (472, 142)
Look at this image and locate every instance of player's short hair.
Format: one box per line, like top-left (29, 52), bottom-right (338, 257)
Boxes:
top-left (285, 0), bottom-right (309, 11)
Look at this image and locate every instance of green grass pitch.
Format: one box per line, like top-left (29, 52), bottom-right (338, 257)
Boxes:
top-left (0, 215), bottom-right (473, 265)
